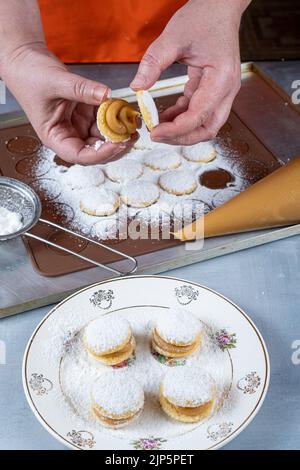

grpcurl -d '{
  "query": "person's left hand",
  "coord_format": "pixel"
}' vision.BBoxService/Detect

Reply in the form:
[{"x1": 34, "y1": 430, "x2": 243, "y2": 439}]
[{"x1": 131, "y1": 0, "x2": 248, "y2": 145}]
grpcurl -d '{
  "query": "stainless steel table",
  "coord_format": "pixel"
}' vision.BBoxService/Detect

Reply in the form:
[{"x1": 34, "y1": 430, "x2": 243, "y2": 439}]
[{"x1": 0, "y1": 62, "x2": 300, "y2": 450}]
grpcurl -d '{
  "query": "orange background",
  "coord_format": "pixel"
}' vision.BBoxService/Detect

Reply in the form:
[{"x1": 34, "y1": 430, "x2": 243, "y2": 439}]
[{"x1": 38, "y1": 0, "x2": 187, "y2": 63}]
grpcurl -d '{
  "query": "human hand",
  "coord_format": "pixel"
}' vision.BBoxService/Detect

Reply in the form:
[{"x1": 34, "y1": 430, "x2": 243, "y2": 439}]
[
  {"x1": 1, "y1": 44, "x2": 137, "y2": 164},
  {"x1": 131, "y1": 0, "x2": 250, "y2": 145}
]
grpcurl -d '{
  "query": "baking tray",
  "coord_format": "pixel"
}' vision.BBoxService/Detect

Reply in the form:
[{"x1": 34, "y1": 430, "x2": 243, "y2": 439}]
[{"x1": 1, "y1": 63, "x2": 300, "y2": 316}]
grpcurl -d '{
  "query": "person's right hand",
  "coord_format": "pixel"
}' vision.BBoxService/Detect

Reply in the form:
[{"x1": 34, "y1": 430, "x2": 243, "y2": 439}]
[{"x1": 0, "y1": 44, "x2": 137, "y2": 165}]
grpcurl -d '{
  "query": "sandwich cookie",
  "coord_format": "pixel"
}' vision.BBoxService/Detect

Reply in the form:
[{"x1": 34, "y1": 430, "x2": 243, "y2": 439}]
[
  {"x1": 159, "y1": 170, "x2": 197, "y2": 195},
  {"x1": 80, "y1": 188, "x2": 120, "y2": 217},
  {"x1": 144, "y1": 149, "x2": 182, "y2": 171},
  {"x1": 106, "y1": 159, "x2": 143, "y2": 183},
  {"x1": 159, "y1": 367, "x2": 216, "y2": 423},
  {"x1": 152, "y1": 308, "x2": 202, "y2": 358},
  {"x1": 64, "y1": 165, "x2": 105, "y2": 190},
  {"x1": 84, "y1": 316, "x2": 135, "y2": 365},
  {"x1": 182, "y1": 142, "x2": 217, "y2": 163},
  {"x1": 97, "y1": 99, "x2": 140, "y2": 143},
  {"x1": 136, "y1": 90, "x2": 159, "y2": 131},
  {"x1": 121, "y1": 180, "x2": 159, "y2": 208},
  {"x1": 91, "y1": 373, "x2": 144, "y2": 428}
]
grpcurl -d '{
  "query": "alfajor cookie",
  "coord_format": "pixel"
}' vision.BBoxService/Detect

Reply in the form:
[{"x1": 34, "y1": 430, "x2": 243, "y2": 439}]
[
  {"x1": 159, "y1": 169, "x2": 197, "y2": 196},
  {"x1": 144, "y1": 149, "x2": 182, "y2": 171},
  {"x1": 83, "y1": 316, "x2": 135, "y2": 366},
  {"x1": 183, "y1": 142, "x2": 217, "y2": 163},
  {"x1": 159, "y1": 367, "x2": 216, "y2": 423},
  {"x1": 120, "y1": 180, "x2": 159, "y2": 208},
  {"x1": 91, "y1": 372, "x2": 144, "y2": 428},
  {"x1": 136, "y1": 90, "x2": 159, "y2": 131},
  {"x1": 80, "y1": 188, "x2": 120, "y2": 216},
  {"x1": 97, "y1": 99, "x2": 140, "y2": 143},
  {"x1": 106, "y1": 159, "x2": 143, "y2": 183},
  {"x1": 64, "y1": 165, "x2": 105, "y2": 190},
  {"x1": 152, "y1": 308, "x2": 202, "y2": 358}
]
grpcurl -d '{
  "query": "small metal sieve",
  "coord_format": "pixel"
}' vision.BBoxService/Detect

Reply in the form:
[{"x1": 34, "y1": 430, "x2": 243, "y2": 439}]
[{"x1": 0, "y1": 177, "x2": 137, "y2": 276}]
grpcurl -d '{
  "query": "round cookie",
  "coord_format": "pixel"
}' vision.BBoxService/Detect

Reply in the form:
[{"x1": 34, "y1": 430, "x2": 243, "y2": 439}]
[
  {"x1": 64, "y1": 165, "x2": 105, "y2": 190},
  {"x1": 97, "y1": 99, "x2": 140, "y2": 143},
  {"x1": 136, "y1": 90, "x2": 159, "y2": 131},
  {"x1": 144, "y1": 149, "x2": 182, "y2": 171},
  {"x1": 159, "y1": 368, "x2": 216, "y2": 423},
  {"x1": 91, "y1": 373, "x2": 144, "y2": 428},
  {"x1": 183, "y1": 142, "x2": 217, "y2": 163},
  {"x1": 120, "y1": 181, "x2": 159, "y2": 208},
  {"x1": 159, "y1": 170, "x2": 197, "y2": 195},
  {"x1": 106, "y1": 159, "x2": 143, "y2": 183},
  {"x1": 152, "y1": 308, "x2": 202, "y2": 358},
  {"x1": 80, "y1": 188, "x2": 120, "y2": 216},
  {"x1": 84, "y1": 316, "x2": 132, "y2": 360}
]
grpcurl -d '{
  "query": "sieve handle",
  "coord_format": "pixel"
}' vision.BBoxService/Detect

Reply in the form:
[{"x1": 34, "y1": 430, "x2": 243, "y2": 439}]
[{"x1": 24, "y1": 218, "x2": 138, "y2": 276}]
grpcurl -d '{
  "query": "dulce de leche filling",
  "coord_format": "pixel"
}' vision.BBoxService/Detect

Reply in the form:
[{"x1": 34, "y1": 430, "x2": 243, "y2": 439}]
[
  {"x1": 102, "y1": 99, "x2": 139, "y2": 139},
  {"x1": 153, "y1": 329, "x2": 200, "y2": 355}
]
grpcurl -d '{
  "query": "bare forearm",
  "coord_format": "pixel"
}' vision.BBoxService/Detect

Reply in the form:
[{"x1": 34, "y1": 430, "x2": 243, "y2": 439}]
[{"x1": 0, "y1": 0, "x2": 45, "y2": 72}]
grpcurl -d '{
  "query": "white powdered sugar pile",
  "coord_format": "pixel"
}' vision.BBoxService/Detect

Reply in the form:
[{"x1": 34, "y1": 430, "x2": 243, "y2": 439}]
[
  {"x1": 91, "y1": 373, "x2": 144, "y2": 417},
  {"x1": 44, "y1": 307, "x2": 234, "y2": 440},
  {"x1": 84, "y1": 316, "x2": 131, "y2": 354},
  {"x1": 162, "y1": 367, "x2": 215, "y2": 407},
  {"x1": 0, "y1": 206, "x2": 23, "y2": 236},
  {"x1": 156, "y1": 308, "x2": 201, "y2": 344},
  {"x1": 31, "y1": 130, "x2": 247, "y2": 240}
]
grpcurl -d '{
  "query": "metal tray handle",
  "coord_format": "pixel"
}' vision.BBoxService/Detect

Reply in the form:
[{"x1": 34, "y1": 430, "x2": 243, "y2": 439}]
[{"x1": 25, "y1": 218, "x2": 138, "y2": 276}]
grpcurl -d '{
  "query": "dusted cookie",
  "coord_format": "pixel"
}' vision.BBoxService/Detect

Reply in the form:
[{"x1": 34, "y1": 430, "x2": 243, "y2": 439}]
[
  {"x1": 121, "y1": 181, "x2": 159, "y2": 208},
  {"x1": 84, "y1": 316, "x2": 135, "y2": 366},
  {"x1": 183, "y1": 142, "x2": 217, "y2": 163},
  {"x1": 106, "y1": 159, "x2": 143, "y2": 183},
  {"x1": 64, "y1": 165, "x2": 105, "y2": 190},
  {"x1": 91, "y1": 373, "x2": 144, "y2": 428},
  {"x1": 144, "y1": 149, "x2": 182, "y2": 171},
  {"x1": 136, "y1": 90, "x2": 159, "y2": 131},
  {"x1": 159, "y1": 368, "x2": 216, "y2": 423},
  {"x1": 97, "y1": 99, "x2": 140, "y2": 143},
  {"x1": 80, "y1": 188, "x2": 120, "y2": 216},
  {"x1": 152, "y1": 308, "x2": 202, "y2": 358},
  {"x1": 159, "y1": 170, "x2": 197, "y2": 195}
]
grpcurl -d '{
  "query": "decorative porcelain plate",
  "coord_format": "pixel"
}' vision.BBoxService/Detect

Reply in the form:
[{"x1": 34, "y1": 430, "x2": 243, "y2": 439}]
[{"x1": 23, "y1": 275, "x2": 269, "y2": 450}]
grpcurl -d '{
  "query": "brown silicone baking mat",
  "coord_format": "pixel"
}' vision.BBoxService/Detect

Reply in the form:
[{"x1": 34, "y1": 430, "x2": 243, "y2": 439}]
[{"x1": 0, "y1": 64, "x2": 300, "y2": 277}]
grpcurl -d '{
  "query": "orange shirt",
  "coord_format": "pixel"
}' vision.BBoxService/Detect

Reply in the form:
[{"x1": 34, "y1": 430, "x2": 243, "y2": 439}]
[{"x1": 38, "y1": 0, "x2": 187, "y2": 63}]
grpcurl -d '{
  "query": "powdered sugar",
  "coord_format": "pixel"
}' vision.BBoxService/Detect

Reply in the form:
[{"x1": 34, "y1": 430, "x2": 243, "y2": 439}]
[
  {"x1": 32, "y1": 131, "x2": 247, "y2": 240},
  {"x1": 121, "y1": 180, "x2": 159, "y2": 207},
  {"x1": 144, "y1": 149, "x2": 182, "y2": 171},
  {"x1": 106, "y1": 159, "x2": 143, "y2": 182},
  {"x1": 183, "y1": 142, "x2": 216, "y2": 163},
  {"x1": 80, "y1": 188, "x2": 119, "y2": 216},
  {"x1": 162, "y1": 367, "x2": 215, "y2": 407},
  {"x1": 84, "y1": 316, "x2": 131, "y2": 354},
  {"x1": 156, "y1": 308, "x2": 201, "y2": 345},
  {"x1": 64, "y1": 165, "x2": 105, "y2": 189},
  {"x1": 159, "y1": 169, "x2": 197, "y2": 195},
  {"x1": 0, "y1": 206, "x2": 23, "y2": 236},
  {"x1": 54, "y1": 306, "x2": 233, "y2": 439},
  {"x1": 91, "y1": 373, "x2": 144, "y2": 417}
]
